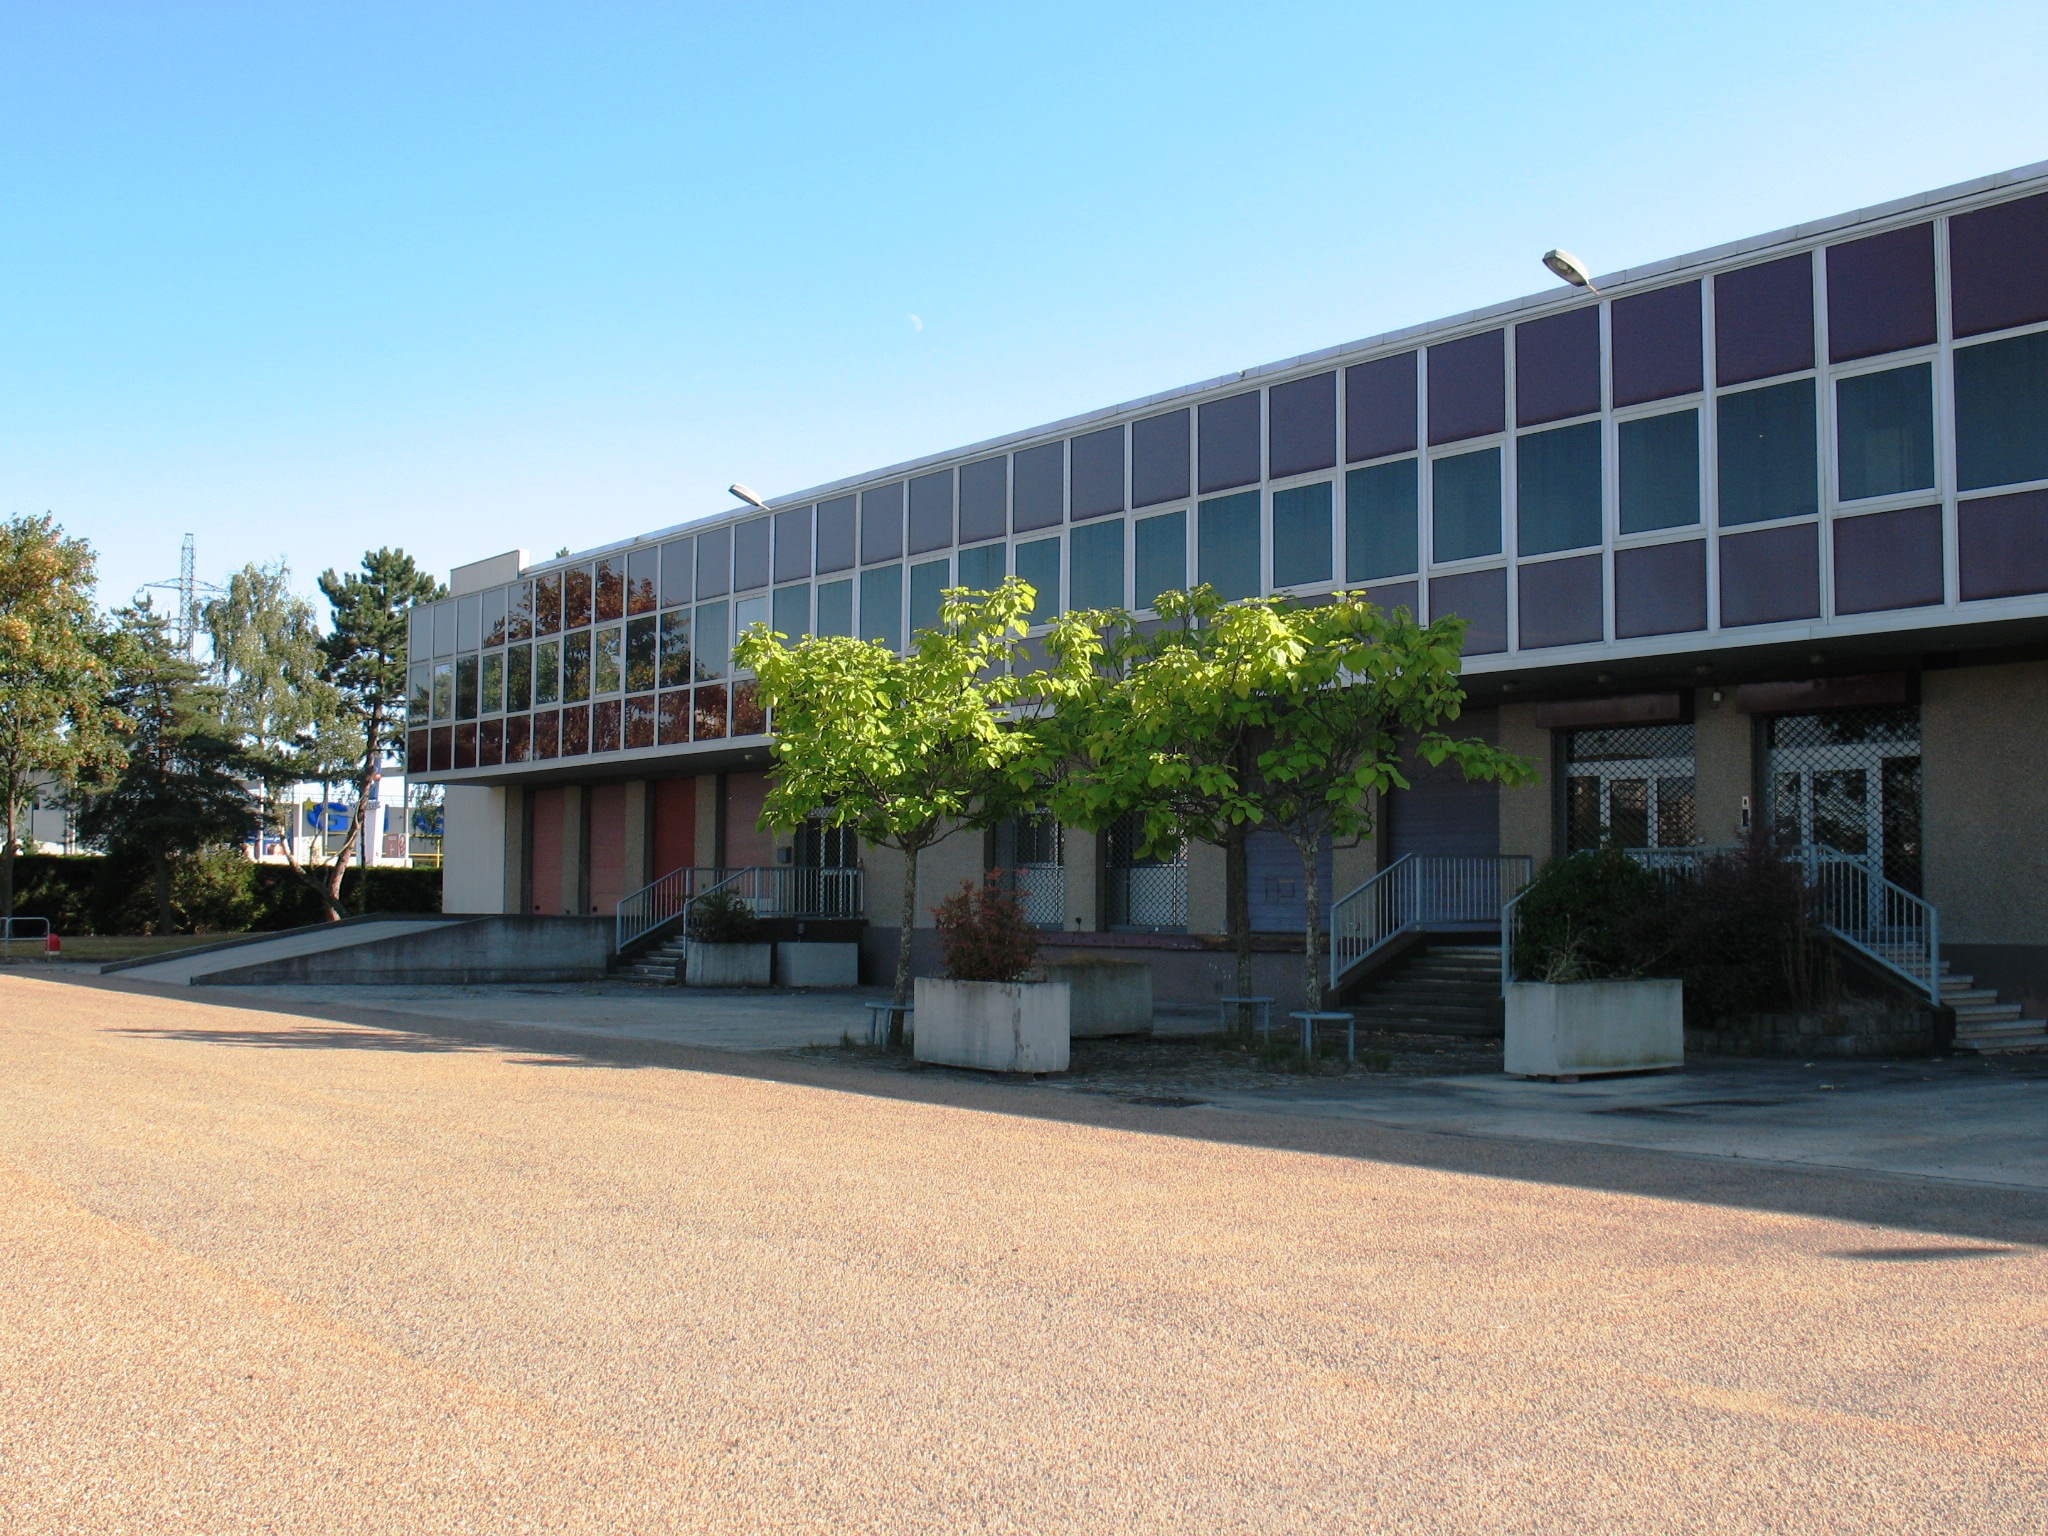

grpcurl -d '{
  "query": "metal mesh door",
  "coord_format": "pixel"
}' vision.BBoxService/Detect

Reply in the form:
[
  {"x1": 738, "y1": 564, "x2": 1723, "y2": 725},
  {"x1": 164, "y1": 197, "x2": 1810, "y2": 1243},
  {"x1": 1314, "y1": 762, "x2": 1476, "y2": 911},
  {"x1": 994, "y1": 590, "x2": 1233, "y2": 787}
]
[
  {"x1": 1104, "y1": 813, "x2": 1188, "y2": 931},
  {"x1": 1763, "y1": 705, "x2": 1922, "y2": 892},
  {"x1": 1563, "y1": 722, "x2": 1698, "y2": 852}
]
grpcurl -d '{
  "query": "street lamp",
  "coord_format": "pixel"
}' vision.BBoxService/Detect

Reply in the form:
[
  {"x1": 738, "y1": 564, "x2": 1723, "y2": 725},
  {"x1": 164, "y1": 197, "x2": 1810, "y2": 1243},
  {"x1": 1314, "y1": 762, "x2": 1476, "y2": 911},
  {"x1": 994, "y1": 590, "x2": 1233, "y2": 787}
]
[
  {"x1": 1541, "y1": 248, "x2": 1601, "y2": 296},
  {"x1": 729, "y1": 483, "x2": 771, "y2": 511}
]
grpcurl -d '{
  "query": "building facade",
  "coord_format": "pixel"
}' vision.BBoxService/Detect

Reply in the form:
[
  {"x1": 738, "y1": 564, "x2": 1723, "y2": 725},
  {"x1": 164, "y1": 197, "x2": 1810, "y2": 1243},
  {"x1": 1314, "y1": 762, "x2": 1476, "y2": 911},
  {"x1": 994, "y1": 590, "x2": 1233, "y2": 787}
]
[{"x1": 412, "y1": 162, "x2": 2048, "y2": 1013}]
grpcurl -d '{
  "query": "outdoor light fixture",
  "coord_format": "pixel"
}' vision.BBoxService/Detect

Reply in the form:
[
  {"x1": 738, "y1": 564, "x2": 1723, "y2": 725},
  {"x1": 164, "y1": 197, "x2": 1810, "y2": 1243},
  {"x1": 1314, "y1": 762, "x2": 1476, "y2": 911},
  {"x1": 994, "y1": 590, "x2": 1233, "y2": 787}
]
[
  {"x1": 728, "y1": 483, "x2": 770, "y2": 511},
  {"x1": 1541, "y1": 248, "x2": 1600, "y2": 295}
]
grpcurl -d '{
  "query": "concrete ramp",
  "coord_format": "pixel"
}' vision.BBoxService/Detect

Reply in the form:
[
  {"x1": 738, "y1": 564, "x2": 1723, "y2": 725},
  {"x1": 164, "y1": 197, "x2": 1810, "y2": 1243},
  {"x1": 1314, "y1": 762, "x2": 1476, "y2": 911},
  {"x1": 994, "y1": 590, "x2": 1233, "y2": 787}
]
[
  {"x1": 104, "y1": 914, "x2": 616, "y2": 986},
  {"x1": 110, "y1": 919, "x2": 460, "y2": 984}
]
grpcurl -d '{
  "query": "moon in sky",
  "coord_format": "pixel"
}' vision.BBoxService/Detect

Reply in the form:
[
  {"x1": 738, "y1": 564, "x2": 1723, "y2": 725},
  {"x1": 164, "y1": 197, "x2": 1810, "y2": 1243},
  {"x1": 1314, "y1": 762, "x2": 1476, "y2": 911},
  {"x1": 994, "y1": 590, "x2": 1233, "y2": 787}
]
[{"x1": 908, "y1": 314, "x2": 923, "y2": 332}]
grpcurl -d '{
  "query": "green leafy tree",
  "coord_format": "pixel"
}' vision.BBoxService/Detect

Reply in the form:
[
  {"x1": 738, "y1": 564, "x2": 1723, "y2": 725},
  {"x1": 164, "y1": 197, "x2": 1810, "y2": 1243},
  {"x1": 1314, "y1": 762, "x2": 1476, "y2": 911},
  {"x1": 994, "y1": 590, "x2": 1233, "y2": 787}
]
[
  {"x1": 0, "y1": 514, "x2": 118, "y2": 929},
  {"x1": 72, "y1": 603, "x2": 261, "y2": 933},
  {"x1": 313, "y1": 549, "x2": 442, "y2": 919},
  {"x1": 735, "y1": 579, "x2": 1040, "y2": 1039},
  {"x1": 1045, "y1": 586, "x2": 1531, "y2": 1012},
  {"x1": 206, "y1": 560, "x2": 361, "y2": 902}
]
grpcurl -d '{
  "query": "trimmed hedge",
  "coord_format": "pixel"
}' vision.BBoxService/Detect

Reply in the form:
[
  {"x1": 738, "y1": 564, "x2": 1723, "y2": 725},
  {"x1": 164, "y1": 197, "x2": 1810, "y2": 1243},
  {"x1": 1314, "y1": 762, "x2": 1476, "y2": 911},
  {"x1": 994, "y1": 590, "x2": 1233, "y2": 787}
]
[{"x1": 5, "y1": 853, "x2": 441, "y2": 936}]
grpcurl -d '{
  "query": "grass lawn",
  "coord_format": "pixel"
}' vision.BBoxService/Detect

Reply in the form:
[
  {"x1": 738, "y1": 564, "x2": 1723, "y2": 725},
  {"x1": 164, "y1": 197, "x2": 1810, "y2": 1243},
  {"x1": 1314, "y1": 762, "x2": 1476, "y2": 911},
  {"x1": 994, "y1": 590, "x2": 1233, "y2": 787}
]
[{"x1": 0, "y1": 933, "x2": 237, "y2": 964}]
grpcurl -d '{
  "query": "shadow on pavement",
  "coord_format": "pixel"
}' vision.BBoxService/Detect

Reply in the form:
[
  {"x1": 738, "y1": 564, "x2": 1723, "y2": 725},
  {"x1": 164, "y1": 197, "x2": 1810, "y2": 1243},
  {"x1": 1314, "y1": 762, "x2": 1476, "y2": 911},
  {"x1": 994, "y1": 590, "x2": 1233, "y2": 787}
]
[{"x1": 50, "y1": 969, "x2": 2048, "y2": 1250}]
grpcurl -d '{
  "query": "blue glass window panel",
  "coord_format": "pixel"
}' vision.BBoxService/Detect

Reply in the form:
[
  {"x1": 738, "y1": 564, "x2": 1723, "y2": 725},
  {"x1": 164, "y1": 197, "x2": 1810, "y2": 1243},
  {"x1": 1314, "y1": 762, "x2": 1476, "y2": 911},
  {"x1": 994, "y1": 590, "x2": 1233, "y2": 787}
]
[
  {"x1": 456, "y1": 593, "x2": 482, "y2": 652},
  {"x1": 1515, "y1": 421, "x2": 1602, "y2": 556},
  {"x1": 1836, "y1": 363, "x2": 1935, "y2": 502},
  {"x1": 773, "y1": 507, "x2": 813, "y2": 584},
  {"x1": 1198, "y1": 392, "x2": 1260, "y2": 493},
  {"x1": 693, "y1": 601, "x2": 728, "y2": 679},
  {"x1": 1618, "y1": 410, "x2": 1701, "y2": 534},
  {"x1": 1134, "y1": 511, "x2": 1186, "y2": 609},
  {"x1": 1013, "y1": 442, "x2": 1064, "y2": 532},
  {"x1": 1431, "y1": 449, "x2": 1503, "y2": 562},
  {"x1": 695, "y1": 526, "x2": 731, "y2": 599},
  {"x1": 859, "y1": 565, "x2": 902, "y2": 650},
  {"x1": 814, "y1": 496, "x2": 856, "y2": 573},
  {"x1": 1345, "y1": 458, "x2": 1419, "y2": 581},
  {"x1": 1198, "y1": 491, "x2": 1261, "y2": 601},
  {"x1": 1069, "y1": 519, "x2": 1125, "y2": 610},
  {"x1": 1271, "y1": 482, "x2": 1333, "y2": 588},
  {"x1": 908, "y1": 471, "x2": 954, "y2": 554},
  {"x1": 1069, "y1": 426, "x2": 1125, "y2": 520},
  {"x1": 860, "y1": 483, "x2": 904, "y2": 564},
  {"x1": 657, "y1": 610, "x2": 691, "y2": 687},
  {"x1": 1955, "y1": 331, "x2": 2048, "y2": 491},
  {"x1": 909, "y1": 558, "x2": 949, "y2": 635},
  {"x1": 814, "y1": 578, "x2": 853, "y2": 638},
  {"x1": 1717, "y1": 379, "x2": 1818, "y2": 526},
  {"x1": 1131, "y1": 409, "x2": 1191, "y2": 507},
  {"x1": 1268, "y1": 371, "x2": 1336, "y2": 479},
  {"x1": 958, "y1": 456, "x2": 1008, "y2": 542},
  {"x1": 1014, "y1": 536, "x2": 1061, "y2": 622},
  {"x1": 732, "y1": 518, "x2": 771, "y2": 591},
  {"x1": 432, "y1": 601, "x2": 455, "y2": 657},
  {"x1": 772, "y1": 582, "x2": 810, "y2": 639},
  {"x1": 957, "y1": 541, "x2": 1005, "y2": 593}
]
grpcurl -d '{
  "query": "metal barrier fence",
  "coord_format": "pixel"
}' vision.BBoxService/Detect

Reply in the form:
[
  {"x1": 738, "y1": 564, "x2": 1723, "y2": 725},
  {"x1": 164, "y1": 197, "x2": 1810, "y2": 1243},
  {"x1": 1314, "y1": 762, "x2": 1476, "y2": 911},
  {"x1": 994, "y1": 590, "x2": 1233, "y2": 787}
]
[
  {"x1": 614, "y1": 865, "x2": 865, "y2": 954},
  {"x1": 1329, "y1": 855, "x2": 1533, "y2": 988},
  {"x1": 0, "y1": 916, "x2": 52, "y2": 958}
]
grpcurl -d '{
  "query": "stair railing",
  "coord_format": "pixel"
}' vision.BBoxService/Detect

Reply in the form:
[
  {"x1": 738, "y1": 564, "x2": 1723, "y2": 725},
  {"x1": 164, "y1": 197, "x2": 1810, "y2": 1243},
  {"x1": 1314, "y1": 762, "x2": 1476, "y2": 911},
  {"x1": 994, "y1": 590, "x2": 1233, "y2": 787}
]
[
  {"x1": 1330, "y1": 854, "x2": 1533, "y2": 989},
  {"x1": 1502, "y1": 844, "x2": 1939, "y2": 1005},
  {"x1": 615, "y1": 864, "x2": 868, "y2": 955}
]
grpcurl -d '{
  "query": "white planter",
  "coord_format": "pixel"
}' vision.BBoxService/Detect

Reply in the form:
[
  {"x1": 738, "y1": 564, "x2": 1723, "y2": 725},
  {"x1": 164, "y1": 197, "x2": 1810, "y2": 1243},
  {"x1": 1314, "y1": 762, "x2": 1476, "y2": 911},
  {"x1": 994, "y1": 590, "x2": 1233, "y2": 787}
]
[
  {"x1": 1505, "y1": 978, "x2": 1684, "y2": 1079},
  {"x1": 776, "y1": 941, "x2": 860, "y2": 988},
  {"x1": 1045, "y1": 958, "x2": 1153, "y2": 1037},
  {"x1": 913, "y1": 977, "x2": 1071, "y2": 1073},
  {"x1": 684, "y1": 942, "x2": 774, "y2": 988}
]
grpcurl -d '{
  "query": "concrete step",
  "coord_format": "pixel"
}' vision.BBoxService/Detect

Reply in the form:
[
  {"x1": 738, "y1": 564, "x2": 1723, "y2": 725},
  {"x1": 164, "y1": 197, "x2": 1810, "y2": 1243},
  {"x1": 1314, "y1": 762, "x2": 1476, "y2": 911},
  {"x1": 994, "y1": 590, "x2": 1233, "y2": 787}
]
[
  {"x1": 1955, "y1": 1002, "x2": 2024, "y2": 1023},
  {"x1": 1941, "y1": 987, "x2": 1999, "y2": 1006},
  {"x1": 1954, "y1": 1022, "x2": 2048, "y2": 1052}
]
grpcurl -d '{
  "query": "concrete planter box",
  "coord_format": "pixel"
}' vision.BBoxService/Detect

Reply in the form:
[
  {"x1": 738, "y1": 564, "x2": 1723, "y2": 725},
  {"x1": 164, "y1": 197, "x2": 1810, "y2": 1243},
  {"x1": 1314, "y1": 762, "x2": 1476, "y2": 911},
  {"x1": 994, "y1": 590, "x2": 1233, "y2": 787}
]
[
  {"x1": 683, "y1": 942, "x2": 774, "y2": 988},
  {"x1": 1046, "y1": 958, "x2": 1153, "y2": 1037},
  {"x1": 776, "y1": 941, "x2": 860, "y2": 988},
  {"x1": 1505, "y1": 978, "x2": 1684, "y2": 1079},
  {"x1": 913, "y1": 977, "x2": 1071, "y2": 1073}
]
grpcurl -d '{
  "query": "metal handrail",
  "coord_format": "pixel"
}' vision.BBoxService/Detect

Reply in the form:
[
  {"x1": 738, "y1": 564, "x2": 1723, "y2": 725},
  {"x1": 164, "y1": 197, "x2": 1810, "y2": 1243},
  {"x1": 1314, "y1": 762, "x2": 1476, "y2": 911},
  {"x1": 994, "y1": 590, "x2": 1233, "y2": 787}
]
[
  {"x1": 1, "y1": 916, "x2": 52, "y2": 952},
  {"x1": 1330, "y1": 854, "x2": 1533, "y2": 988},
  {"x1": 613, "y1": 864, "x2": 868, "y2": 954},
  {"x1": 1501, "y1": 844, "x2": 1940, "y2": 1005}
]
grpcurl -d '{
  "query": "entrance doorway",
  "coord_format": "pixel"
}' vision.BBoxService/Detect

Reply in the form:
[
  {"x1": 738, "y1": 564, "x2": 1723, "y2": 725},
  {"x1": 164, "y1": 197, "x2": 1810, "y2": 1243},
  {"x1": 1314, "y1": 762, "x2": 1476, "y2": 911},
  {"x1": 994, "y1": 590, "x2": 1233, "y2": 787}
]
[
  {"x1": 1563, "y1": 723, "x2": 1698, "y2": 852},
  {"x1": 1763, "y1": 705, "x2": 1922, "y2": 891}
]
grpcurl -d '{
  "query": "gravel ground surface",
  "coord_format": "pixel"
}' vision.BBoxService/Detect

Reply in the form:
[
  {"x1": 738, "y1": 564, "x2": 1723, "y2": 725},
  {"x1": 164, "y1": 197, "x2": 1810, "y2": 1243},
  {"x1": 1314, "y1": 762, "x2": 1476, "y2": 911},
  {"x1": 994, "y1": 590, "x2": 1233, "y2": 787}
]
[{"x1": 5, "y1": 971, "x2": 2047, "y2": 1533}]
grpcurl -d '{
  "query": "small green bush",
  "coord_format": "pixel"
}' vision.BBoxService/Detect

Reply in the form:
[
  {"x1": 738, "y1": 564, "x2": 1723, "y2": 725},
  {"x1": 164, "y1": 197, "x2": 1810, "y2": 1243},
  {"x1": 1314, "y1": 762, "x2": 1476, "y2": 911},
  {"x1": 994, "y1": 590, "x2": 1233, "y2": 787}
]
[
  {"x1": 933, "y1": 875, "x2": 1039, "y2": 983},
  {"x1": 687, "y1": 890, "x2": 760, "y2": 945},
  {"x1": 1511, "y1": 848, "x2": 1666, "y2": 982}
]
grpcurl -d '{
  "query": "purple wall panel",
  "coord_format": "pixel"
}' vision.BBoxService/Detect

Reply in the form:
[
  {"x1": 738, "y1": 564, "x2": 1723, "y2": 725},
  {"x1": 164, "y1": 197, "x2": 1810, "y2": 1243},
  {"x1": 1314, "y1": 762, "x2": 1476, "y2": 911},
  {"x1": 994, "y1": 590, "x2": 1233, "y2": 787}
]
[
  {"x1": 773, "y1": 506, "x2": 813, "y2": 583},
  {"x1": 1363, "y1": 579, "x2": 1418, "y2": 617},
  {"x1": 1427, "y1": 330, "x2": 1505, "y2": 445},
  {"x1": 1833, "y1": 504, "x2": 1943, "y2": 614},
  {"x1": 1951, "y1": 190, "x2": 2048, "y2": 338},
  {"x1": 1268, "y1": 371, "x2": 1337, "y2": 478},
  {"x1": 1069, "y1": 426, "x2": 1125, "y2": 521},
  {"x1": 958, "y1": 458, "x2": 1007, "y2": 543},
  {"x1": 1198, "y1": 392, "x2": 1261, "y2": 493},
  {"x1": 1610, "y1": 280, "x2": 1702, "y2": 407},
  {"x1": 1614, "y1": 539, "x2": 1707, "y2": 638},
  {"x1": 732, "y1": 518, "x2": 771, "y2": 591},
  {"x1": 1719, "y1": 523, "x2": 1820, "y2": 626},
  {"x1": 1346, "y1": 352, "x2": 1418, "y2": 462},
  {"x1": 859, "y1": 482, "x2": 904, "y2": 563},
  {"x1": 1131, "y1": 409, "x2": 1190, "y2": 508},
  {"x1": 814, "y1": 497, "x2": 856, "y2": 573},
  {"x1": 1427, "y1": 566, "x2": 1507, "y2": 654},
  {"x1": 1012, "y1": 442, "x2": 1065, "y2": 532},
  {"x1": 1715, "y1": 253, "x2": 1815, "y2": 386},
  {"x1": 1517, "y1": 554, "x2": 1603, "y2": 648},
  {"x1": 1515, "y1": 307, "x2": 1601, "y2": 426},
  {"x1": 907, "y1": 471, "x2": 955, "y2": 554},
  {"x1": 1958, "y1": 488, "x2": 2048, "y2": 601},
  {"x1": 1827, "y1": 224, "x2": 1936, "y2": 363}
]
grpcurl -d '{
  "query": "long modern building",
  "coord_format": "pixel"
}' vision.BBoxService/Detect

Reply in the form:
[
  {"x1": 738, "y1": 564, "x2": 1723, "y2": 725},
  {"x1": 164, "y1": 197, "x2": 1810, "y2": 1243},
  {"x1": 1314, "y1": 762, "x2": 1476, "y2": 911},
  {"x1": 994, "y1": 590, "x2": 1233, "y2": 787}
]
[{"x1": 411, "y1": 160, "x2": 2048, "y2": 1025}]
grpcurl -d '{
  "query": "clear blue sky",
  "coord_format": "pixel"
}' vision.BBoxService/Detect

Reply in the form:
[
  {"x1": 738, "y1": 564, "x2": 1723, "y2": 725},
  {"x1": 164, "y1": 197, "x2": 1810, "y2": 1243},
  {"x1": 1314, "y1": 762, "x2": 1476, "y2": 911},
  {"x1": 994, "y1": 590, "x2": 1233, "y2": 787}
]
[{"x1": 5, "y1": 1, "x2": 2045, "y2": 612}]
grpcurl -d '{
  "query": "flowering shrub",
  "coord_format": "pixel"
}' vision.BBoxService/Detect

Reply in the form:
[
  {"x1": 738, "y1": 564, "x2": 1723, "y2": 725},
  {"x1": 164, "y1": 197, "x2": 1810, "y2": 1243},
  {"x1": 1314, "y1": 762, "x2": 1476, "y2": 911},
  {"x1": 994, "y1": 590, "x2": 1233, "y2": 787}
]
[{"x1": 933, "y1": 874, "x2": 1039, "y2": 983}]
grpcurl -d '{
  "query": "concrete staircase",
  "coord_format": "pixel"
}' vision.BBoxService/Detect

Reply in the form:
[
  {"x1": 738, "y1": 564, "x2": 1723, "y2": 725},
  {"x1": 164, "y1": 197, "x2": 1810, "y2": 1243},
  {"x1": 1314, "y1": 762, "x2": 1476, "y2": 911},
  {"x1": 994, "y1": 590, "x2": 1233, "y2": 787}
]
[
  {"x1": 1934, "y1": 962, "x2": 2048, "y2": 1052},
  {"x1": 615, "y1": 935, "x2": 689, "y2": 984},
  {"x1": 1343, "y1": 943, "x2": 1504, "y2": 1039}
]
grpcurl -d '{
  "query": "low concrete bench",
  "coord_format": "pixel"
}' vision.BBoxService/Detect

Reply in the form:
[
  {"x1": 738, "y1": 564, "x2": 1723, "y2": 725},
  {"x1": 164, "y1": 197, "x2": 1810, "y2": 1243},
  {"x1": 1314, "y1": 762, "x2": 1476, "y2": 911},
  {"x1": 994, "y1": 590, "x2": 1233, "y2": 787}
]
[
  {"x1": 1289, "y1": 1010, "x2": 1356, "y2": 1063},
  {"x1": 862, "y1": 1001, "x2": 910, "y2": 1046}
]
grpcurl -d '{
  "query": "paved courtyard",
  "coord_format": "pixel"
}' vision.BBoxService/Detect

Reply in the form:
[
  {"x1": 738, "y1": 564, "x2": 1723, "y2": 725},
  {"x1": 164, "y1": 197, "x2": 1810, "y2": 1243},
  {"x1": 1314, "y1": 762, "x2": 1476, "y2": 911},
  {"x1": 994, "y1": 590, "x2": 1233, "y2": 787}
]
[{"x1": 5, "y1": 970, "x2": 2048, "y2": 1531}]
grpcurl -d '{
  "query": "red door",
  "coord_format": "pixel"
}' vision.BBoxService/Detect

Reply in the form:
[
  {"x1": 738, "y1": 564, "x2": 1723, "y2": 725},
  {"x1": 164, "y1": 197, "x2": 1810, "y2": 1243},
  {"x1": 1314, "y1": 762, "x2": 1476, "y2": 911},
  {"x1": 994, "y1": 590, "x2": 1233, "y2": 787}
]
[
  {"x1": 652, "y1": 778, "x2": 696, "y2": 878},
  {"x1": 588, "y1": 783, "x2": 628, "y2": 916},
  {"x1": 529, "y1": 786, "x2": 566, "y2": 914}
]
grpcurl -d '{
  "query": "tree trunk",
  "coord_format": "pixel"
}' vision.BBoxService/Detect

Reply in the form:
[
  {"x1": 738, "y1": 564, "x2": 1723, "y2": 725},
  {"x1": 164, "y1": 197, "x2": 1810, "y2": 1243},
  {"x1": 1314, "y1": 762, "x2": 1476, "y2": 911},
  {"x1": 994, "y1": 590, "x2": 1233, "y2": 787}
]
[
  {"x1": 1224, "y1": 824, "x2": 1252, "y2": 1004},
  {"x1": 890, "y1": 841, "x2": 920, "y2": 1046},
  {"x1": 2, "y1": 795, "x2": 16, "y2": 931},
  {"x1": 154, "y1": 852, "x2": 173, "y2": 936},
  {"x1": 1298, "y1": 835, "x2": 1325, "y2": 1014}
]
